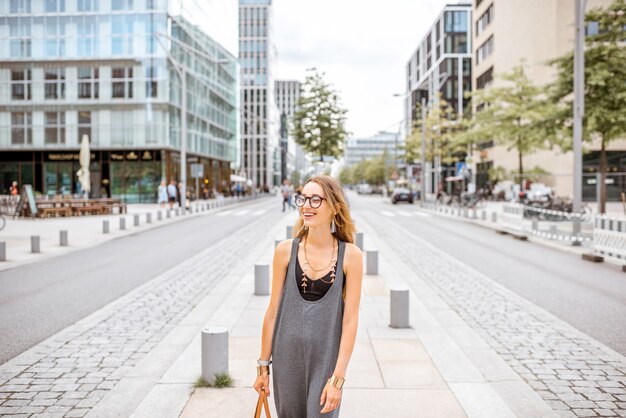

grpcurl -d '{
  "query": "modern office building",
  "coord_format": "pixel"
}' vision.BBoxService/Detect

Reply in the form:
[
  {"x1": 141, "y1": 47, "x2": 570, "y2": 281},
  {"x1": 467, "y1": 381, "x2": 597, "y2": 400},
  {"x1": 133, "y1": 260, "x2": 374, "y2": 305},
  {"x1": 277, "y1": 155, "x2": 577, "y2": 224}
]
[
  {"x1": 404, "y1": 2, "x2": 472, "y2": 193},
  {"x1": 344, "y1": 131, "x2": 402, "y2": 169},
  {"x1": 239, "y1": 0, "x2": 279, "y2": 189},
  {"x1": 470, "y1": 0, "x2": 624, "y2": 200},
  {"x1": 275, "y1": 79, "x2": 308, "y2": 183},
  {"x1": 0, "y1": 0, "x2": 239, "y2": 202}
]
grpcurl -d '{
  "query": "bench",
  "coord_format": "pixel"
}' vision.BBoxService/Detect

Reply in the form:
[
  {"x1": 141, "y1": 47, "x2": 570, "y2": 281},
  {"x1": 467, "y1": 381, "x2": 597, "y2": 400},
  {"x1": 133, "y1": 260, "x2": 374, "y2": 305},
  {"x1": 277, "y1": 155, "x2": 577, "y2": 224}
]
[
  {"x1": 73, "y1": 206, "x2": 104, "y2": 216},
  {"x1": 38, "y1": 207, "x2": 72, "y2": 218}
]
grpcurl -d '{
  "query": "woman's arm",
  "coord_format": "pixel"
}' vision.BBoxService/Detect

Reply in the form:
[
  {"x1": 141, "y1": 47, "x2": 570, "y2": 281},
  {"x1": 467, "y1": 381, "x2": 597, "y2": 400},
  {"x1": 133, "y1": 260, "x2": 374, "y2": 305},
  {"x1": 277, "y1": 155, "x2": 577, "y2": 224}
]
[
  {"x1": 332, "y1": 243, "x2": 363, "y2": 378},
  {"x1": 258, "y1": 239, "x2": 292, "y2": 361},
  {"x1": 254, "y1": 239, "x2": 291, "y2": 397}
]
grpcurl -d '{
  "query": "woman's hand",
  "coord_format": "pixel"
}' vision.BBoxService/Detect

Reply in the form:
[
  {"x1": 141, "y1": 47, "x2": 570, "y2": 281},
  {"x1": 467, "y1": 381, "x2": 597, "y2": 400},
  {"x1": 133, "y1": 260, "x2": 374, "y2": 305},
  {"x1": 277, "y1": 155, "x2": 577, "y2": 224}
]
[
  {"x1": 320, "y1": 381, "x2": 342, "y2": 414},
  {"x1": 253, "y1": 375, "x2": 270, "y2": 397}
]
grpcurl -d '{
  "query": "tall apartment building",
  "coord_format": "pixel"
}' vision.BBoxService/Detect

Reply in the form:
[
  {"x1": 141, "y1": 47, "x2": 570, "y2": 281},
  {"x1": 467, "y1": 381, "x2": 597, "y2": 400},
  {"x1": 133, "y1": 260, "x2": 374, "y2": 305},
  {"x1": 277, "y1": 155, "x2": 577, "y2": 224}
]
[
  {"x1": 275, "y1": 80, "x2": 308, "y2": 183},
  {"x1": 471, "y1": 0, "x2": 623, "y2": 200},
  {"x1": 239, "y1": 0, "x2": 279, "y2": 189},
  {"x1": 404, "y1": 2, "x2": 472, "y2": 192},
  {"x1": 0, "y1": 0, "x2": 239, "y2": 202}
]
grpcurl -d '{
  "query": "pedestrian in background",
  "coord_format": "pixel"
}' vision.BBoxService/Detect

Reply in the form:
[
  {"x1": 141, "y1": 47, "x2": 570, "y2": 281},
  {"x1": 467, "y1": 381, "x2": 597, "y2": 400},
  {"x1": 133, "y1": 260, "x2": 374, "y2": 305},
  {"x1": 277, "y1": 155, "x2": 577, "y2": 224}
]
[
  {"x1": 157, "y1": 181, "x2": 168, "y2": 208},
  {"x1": 167, "y1": 180, "x2": 177, "y2": 209},
  {"x1": 253, "y1": 175, "x2": 363, "y2": 417},
  {"x1": 9, "y1": 181, "x2": 18, "y2": 195},
  {"x1": 280, "y1": 179, "x2": 290, "y2": 212}
]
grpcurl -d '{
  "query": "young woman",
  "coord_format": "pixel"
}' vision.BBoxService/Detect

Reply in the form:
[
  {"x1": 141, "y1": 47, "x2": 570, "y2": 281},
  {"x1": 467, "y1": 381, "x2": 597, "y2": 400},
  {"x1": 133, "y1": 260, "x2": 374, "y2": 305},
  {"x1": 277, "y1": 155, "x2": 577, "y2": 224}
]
[{"x1": 253, "y1": 175, "x2": 363, "y2": 417}]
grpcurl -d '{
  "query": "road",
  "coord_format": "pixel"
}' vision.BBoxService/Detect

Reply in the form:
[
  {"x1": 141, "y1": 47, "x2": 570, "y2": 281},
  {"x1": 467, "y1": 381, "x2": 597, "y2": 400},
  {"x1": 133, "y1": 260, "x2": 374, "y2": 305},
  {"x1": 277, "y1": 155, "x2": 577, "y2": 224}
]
[
  {"x1": 0, "y1": 197, "x2": 285, "y2": 365},
  {"x1": 350, "y1": 192, "x2": 626, "y2": 356}
]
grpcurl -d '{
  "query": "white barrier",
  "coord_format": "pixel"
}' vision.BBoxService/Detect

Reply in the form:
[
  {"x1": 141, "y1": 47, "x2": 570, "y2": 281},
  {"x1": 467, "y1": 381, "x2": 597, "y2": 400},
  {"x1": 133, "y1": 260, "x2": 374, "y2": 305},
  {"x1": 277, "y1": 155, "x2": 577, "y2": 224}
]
[{"x1": 592, "y1": 215, "x2": 626, "y2": 262}]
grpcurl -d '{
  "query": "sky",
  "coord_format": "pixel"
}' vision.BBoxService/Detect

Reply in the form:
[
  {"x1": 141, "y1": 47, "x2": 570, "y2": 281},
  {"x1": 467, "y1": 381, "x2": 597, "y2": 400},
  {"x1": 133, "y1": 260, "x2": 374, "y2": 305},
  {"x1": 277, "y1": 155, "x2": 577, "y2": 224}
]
[
  {"x1": 196, "y1": 0, "x2": 454, "y2": 138},
  {"x1": 272, "y1": 0, "x2": 453, "y2": 138}
]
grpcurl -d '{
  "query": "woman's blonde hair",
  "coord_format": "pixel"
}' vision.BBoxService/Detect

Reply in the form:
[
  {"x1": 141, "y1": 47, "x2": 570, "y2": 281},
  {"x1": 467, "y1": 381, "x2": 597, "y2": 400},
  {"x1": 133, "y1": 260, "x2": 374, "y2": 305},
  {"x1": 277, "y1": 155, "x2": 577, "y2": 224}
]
[{"x1": 293, "y1": 175, "x2": 355, "y2": 244}]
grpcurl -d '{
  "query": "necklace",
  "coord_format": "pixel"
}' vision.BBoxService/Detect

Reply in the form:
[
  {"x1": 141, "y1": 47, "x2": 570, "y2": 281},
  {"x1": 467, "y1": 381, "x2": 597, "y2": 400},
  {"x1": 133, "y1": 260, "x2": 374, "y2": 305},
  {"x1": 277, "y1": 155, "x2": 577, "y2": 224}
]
[
  {"x1": 301, "y1": 237, "x2": 337, "y2": 293},
  {"x1": 304, "y1": 236, "x2": 336, "y2": 272}
]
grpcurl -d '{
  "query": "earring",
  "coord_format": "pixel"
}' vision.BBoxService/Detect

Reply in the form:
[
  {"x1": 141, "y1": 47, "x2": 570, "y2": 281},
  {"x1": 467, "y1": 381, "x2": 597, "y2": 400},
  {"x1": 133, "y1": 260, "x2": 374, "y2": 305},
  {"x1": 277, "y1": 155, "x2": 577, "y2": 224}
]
[{"x1": 330, "y1": 218, "x2": 336, "y2": 233}]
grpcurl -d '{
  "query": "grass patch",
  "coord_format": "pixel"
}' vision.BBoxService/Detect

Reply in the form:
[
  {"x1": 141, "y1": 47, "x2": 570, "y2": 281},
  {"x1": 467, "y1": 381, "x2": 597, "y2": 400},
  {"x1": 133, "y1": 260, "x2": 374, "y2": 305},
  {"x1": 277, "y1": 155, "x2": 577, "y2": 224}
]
[{"x1": 194, "y1": 373, "x2": 234, "y2": 389}]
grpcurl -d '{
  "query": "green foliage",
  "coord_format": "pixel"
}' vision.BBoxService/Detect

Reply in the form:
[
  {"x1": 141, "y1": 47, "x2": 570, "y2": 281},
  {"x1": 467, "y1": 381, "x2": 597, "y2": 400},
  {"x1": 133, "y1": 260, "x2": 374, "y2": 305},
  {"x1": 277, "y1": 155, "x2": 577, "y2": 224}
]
[
  {"x1": 549, "y1": 0, "x2": 626, "y2": 213},
  {"x1": 289, "y1": 170, "x2": 301, "y2": 188},
  {"x1": 464, "y1": 62, "x2": 559, "y2": 187},
  {"x1": 292, "y1": 69, "x2": 350, "y2": 162},
  {"x1": 194, "y1": 373, "x2": 234, "y2": 389},
  {"x1": 342, "y1": 156, "x2": 393, "y2": 186}
]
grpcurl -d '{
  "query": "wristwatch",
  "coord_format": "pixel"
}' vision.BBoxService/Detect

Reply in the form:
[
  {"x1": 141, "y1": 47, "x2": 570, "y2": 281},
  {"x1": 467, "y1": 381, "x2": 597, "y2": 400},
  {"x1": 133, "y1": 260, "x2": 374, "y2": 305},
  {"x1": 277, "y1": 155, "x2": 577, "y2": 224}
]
[{"x1": 327, "y1": 375, "x2": 345, "y2": 390}]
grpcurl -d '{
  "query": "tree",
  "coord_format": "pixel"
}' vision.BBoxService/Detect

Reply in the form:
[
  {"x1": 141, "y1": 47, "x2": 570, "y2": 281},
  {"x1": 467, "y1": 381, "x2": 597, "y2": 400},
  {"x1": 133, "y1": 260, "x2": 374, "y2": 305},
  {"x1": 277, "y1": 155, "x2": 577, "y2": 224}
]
[
  {"x1": 292, "y1": 69, "x2": 349, "y2": 162},
  {"x1": 464, "y1": 62, "x2": 559, "y2": 189},
  {"x1": 550, "y1": 0, "x2": 626, "y2": 213}
]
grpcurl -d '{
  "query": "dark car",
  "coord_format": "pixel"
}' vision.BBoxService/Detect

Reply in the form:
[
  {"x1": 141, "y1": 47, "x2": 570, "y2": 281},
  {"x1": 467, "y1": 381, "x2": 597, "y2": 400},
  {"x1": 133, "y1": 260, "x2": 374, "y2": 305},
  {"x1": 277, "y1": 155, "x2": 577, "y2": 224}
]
[{"x1": 391, "y1": 187, "x2": 414, "y2": 204}]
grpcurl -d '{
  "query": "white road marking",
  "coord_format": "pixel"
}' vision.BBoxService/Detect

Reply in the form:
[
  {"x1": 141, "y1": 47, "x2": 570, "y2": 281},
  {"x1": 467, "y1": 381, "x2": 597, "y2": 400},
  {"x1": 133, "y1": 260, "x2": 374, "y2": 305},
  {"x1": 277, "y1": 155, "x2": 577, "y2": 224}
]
[
  {"x1": 252, "y1": 210, "x2": 266, "y2": 216},
  {"x1": 381, "y1": 211, "x2": 395, "y2": 217},
  {"x1": 398, "y1": 211, "x2": 412, "y2": 217},
  {"x1": 233, "y1": 210, "x2": 250, "y2": 216},
  {"x1": 414, "y1": 212, "x2": 432, "y2": 218},
  {"x1": 217, "y1": 210, "x2": 233, "y2": 216}
]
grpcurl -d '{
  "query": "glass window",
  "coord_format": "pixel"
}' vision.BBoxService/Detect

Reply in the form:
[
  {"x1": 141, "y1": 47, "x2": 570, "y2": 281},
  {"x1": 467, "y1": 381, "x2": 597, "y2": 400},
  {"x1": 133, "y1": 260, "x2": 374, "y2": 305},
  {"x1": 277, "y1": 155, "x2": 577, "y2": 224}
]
[
  {"x1": 78, "y1": 111, "x2": 91, "y2": 141},
  {"x1": 78, "y1": 67, "x2": 99, "y2": 99},
  {"x1": 44, "y1": 67, "x2": 65, "y2": 99},
  {"x1": 112, "y1": 67, "x2": 133, "y2": 98},
  {"x1": 112, "y1": 0, "x2": 133, "y2": 10},
  {"x1": 11, "y1": 69, "x2": 31, "y2": 100},
  {"x1": 78, "y1": 0, "x2": 97, "y2": 11},
  {"x1": 45, "y1": 112, "x2": 66, "y2": 144},
  {"x1": 45, "y1": 0, "x2": 65, "y2": 12},
  {"x1": 445, "y1": 11, "x2": 467, "y2": 33},
  {"x1": 11, "y1": 0, "x2": 31, "y2": 13},
  {"x1": 11, "y1": 112, "x2": 32, "y2": 145},
  {"x1": 146, "y1": 66, "x2": 158, "y2": 98}
]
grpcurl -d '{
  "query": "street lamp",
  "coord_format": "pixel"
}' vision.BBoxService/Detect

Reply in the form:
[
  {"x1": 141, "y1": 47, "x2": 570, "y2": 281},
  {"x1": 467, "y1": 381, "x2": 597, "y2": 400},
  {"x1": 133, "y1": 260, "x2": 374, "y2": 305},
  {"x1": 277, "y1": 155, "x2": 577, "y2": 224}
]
[
  {"x1": 154, "y1": 31, "x2": 230, "y2": 212},
  {"x1": 572, "y1": 0, "x2": 586, "y2": 243}
]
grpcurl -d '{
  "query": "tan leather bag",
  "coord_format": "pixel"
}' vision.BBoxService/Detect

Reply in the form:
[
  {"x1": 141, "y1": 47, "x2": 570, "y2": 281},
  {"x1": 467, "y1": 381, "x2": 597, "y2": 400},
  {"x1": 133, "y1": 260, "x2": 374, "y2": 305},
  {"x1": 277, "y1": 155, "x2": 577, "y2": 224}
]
[{"x1": 254, "y1": 389, "x2": 271, "y2": 418}]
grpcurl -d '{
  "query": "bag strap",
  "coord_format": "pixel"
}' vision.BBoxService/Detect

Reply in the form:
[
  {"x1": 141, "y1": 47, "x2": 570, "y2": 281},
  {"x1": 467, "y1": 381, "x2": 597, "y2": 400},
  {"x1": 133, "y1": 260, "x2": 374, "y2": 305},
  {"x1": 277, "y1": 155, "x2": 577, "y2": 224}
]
[{"x1": 254, "y1": 389, "x2": 271, "y2": 418}]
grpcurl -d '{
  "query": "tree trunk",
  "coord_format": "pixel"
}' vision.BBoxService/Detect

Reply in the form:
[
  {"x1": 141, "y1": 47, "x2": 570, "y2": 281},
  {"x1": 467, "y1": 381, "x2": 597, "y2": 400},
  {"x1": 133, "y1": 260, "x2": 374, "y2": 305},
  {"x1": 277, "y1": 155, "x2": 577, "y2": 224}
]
[
  {"x1": 518, "y1": 149, "x2": 524, "y2": 191},
  {"x1": 599, "y1": 137, "x2": 607, "y2": 214}
]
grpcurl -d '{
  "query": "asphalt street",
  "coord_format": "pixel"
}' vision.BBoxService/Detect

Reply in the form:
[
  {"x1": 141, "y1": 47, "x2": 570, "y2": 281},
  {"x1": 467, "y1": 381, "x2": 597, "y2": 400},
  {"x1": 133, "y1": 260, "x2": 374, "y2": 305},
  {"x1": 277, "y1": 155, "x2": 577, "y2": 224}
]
[
  {"x1": 351, "y1": 193, "x2": 626, "y2": 356},
  {"x1": 0, "y1": 197, "x2": 285, "y2": 365}
]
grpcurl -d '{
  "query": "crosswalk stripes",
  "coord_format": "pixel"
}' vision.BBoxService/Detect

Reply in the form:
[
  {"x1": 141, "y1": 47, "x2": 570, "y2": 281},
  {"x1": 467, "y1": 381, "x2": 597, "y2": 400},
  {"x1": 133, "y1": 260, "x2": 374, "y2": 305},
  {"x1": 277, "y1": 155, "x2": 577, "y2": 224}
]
[
  {"x1": 252, "y1": 210, "x2": 266, "y2": 216},
  {"x1": 379, "y1": 210, "x2": 432, "y2": 218},
  {"x1": 217, "y1": 210, "x2": 233, "y2": 216},
  {"x1": 232, "y1": 210, "x2": 250, "y2": 216}
]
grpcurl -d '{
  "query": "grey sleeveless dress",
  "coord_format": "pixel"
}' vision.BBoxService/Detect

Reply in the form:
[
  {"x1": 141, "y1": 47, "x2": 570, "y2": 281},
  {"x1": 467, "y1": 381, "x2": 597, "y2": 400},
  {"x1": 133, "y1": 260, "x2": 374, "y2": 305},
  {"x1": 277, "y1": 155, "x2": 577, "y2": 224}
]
[{"x1": 271, "y1": 237, "x2": 346, "y2": 418}]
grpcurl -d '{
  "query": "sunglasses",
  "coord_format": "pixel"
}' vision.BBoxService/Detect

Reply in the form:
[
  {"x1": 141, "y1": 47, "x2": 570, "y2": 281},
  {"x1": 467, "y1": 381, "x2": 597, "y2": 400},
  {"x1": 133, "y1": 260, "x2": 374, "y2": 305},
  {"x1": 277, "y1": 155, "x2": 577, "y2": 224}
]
[{"x1": 294, "y1": 194, "x2": 327, "y2": 209}]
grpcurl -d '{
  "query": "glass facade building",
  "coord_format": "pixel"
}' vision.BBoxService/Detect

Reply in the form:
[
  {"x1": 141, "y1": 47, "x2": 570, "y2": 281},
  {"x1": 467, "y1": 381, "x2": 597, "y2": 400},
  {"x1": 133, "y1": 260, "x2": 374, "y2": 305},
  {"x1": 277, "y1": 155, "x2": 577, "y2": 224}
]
[
  {"x1": 239, "y1": 0, "x2": 279, "y2": 189},
  {"x1": 0, "y1": 0, "x2": 238, "y2": 202},
  {"x1": 404, "y1": 3, "x2": 472, "y2": 194}
]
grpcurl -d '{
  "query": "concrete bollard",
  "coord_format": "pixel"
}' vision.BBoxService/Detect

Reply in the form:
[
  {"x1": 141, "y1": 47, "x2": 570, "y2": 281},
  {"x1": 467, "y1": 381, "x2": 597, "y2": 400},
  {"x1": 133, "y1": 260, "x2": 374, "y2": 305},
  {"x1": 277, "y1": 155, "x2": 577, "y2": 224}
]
[
  {"x1": 31, "y1": 236, "x2": 40, "y2": 253},
  {"x1": 286, "y1": 226, "x2": 293, "y2": 239},
  {"x1": 175, "y1": 208, "x2": 180, "y2": 216},
  {"x1": 481, "y1": 210, "x2": 487, "y2": 221},
  {"x1": 103, "y1": 220, "x2": 110, "y2": 234},
  {"x1": 390, "y1": 288, "x2": 410, "y2": 328},
  {"x1": 0, "y1": 242, "x2": 5, "y2": 261},
  {"x1": 157, "y1": 211, "x2": 162, "y2": 221},
  {"x1": 120, "y1": 217, "x2": 126, "y2": 230},
  {"x1": 201, "y1": 327, "x2": 229, "y2": 385},
  {"x1": 472, "y1": 209, "x2": 478, "y2": 219},
  {"x1": 366, "y1": 250, "x2": 378, "y2": 275},
  {"x1": 146, "y1": 213, "x2": 152, "y2": 224},
  {"x1": 531, "y1": 219, "x2": 538, "y2": 231},
  {"x1": 167, "y1": 209, "x2": 171, "y2": 218},
  {"x1": 275, "y1": 239, "x2": 281, "y2": 248},
  {"x1": 355, "y1": 232, "x2": 364, "y2": 250},
  {"x1": 60, "y1": 230, "x2": 68, "y2": 246},
  {"x1": 255, "y1": 264, "x2": 270, "y2": 296},
  {"x1": 550, "y1": 225, "x2": 557, "y2": 235},
  {"x1": 491, "y1": 212, "x2": 497, "y2": 223},
  {"x1": 134, "y1": 214, "x2": 140, "y2": 226}
]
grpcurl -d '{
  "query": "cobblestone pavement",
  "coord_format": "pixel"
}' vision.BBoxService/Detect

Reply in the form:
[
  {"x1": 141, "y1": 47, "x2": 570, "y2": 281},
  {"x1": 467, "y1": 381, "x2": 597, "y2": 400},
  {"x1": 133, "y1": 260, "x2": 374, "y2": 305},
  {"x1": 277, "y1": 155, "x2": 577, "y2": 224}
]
[
  {"x1": 372, "y1": 215, "x2": 626, "y2": 418},
  {"x1": 0, "y1": 213, "x2": 275, "y2": 418}
]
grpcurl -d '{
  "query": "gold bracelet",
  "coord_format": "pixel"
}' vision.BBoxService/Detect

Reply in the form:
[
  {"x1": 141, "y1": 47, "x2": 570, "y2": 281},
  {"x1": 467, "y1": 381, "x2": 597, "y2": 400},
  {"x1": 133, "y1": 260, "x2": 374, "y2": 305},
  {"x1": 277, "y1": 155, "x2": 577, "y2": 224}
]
[
  {"x1": 257, "y1": 365, "x2": 270, "y2": 376},
  {"x1": 327, "y1": 375, "x2": 345, "y2": 390}
]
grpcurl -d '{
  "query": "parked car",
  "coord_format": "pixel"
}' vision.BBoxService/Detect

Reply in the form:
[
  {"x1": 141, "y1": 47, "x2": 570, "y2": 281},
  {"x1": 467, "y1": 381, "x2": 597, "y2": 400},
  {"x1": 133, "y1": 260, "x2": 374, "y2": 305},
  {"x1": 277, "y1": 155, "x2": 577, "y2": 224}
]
[
  {"x1": 357, "y1": 184, "x2": 373, "y2": 194},
  {"x1": 391, "y1": 187, "x2": 414, "y2": 204}
]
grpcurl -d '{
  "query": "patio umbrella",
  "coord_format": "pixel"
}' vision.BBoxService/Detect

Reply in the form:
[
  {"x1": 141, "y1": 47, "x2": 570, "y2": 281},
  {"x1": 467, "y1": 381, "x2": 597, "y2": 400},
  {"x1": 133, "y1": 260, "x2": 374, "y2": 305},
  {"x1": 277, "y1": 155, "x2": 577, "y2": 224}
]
[{"x1": 76, "y1": 134, "x2": 91, "y2": 198}]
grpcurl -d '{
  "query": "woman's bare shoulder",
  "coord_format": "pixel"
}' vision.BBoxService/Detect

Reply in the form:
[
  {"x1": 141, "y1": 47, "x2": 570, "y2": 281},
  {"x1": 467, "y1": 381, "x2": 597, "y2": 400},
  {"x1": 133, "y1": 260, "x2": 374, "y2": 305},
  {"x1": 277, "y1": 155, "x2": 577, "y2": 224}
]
[
  {"x1": 344, "y1": 242, "x2": 362, "y2": 259},
  {"x1": 274, "y1": 238, "x2": 294, "y2": 261}
]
